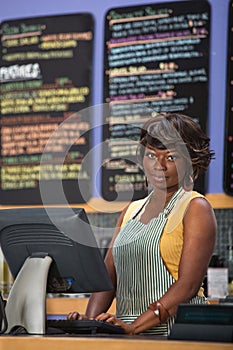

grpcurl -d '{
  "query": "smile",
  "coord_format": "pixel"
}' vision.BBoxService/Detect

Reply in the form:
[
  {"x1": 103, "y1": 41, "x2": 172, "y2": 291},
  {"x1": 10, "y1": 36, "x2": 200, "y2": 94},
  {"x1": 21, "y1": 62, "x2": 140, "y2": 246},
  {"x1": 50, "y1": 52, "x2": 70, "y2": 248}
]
[{"x1": 153, "y1": 175, "x2": 166, "y2": 182}]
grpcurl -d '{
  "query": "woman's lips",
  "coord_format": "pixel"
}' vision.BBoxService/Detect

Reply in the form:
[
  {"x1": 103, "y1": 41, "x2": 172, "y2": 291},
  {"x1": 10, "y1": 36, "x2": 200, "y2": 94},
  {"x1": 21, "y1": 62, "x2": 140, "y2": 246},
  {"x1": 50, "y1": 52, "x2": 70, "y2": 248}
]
[{"x1": 152, "y1": 174, "x2": 166, "y2": 182}]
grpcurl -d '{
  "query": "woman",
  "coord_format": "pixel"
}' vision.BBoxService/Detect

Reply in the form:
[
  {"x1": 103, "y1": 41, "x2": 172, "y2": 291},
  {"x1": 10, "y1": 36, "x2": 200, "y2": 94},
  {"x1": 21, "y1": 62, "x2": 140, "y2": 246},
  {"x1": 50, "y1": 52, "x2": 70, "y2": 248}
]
[{"x1": 68, "y1": 112, "x2": 217, "y2": 336}]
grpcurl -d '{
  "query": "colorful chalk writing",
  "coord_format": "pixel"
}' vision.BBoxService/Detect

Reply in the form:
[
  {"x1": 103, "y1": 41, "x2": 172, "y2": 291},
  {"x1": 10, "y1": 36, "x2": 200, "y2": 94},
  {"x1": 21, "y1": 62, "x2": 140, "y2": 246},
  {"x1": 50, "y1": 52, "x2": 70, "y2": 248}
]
[
  {"x1": 0, "y1": 13, "x2": 93, "y2": 204},
  {"x1": 102, "y1": 1, "x2": 210, "y2": 201}
]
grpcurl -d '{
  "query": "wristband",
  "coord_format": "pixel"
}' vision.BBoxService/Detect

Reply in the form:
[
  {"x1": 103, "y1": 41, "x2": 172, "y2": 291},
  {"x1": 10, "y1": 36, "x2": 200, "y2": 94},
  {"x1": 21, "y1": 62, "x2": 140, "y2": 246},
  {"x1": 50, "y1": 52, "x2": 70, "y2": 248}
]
[{"x1": 148, "y1": 301, "x2": 170, "y2": 323}]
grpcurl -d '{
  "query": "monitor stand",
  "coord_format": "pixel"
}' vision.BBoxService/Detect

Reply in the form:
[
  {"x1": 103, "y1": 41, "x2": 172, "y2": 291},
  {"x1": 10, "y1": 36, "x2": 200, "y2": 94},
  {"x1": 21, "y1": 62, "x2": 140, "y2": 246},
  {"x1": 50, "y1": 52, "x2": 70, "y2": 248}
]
[{"x1": 5, "y1": 253, "x2": 53, "y2": 334}]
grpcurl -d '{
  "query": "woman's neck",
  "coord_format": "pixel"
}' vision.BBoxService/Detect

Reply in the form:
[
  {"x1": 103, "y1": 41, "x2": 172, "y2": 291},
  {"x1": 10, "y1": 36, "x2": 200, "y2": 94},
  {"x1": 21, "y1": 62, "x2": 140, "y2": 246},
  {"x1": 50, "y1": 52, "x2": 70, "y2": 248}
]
[
  {"x1": 138, "y1": 188, "x2": 178, "y2": 224},
  {"x1": 150, "y1": 186, "x2": 180, "y2": 207}
]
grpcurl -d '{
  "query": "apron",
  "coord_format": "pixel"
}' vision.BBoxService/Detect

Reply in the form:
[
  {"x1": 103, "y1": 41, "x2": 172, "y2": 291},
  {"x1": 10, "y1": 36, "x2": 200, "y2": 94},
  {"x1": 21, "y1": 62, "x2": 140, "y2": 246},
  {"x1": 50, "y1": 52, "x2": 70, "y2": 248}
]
[{"x1": 112, "y1": 188, "x2": 206, "y2": 335}]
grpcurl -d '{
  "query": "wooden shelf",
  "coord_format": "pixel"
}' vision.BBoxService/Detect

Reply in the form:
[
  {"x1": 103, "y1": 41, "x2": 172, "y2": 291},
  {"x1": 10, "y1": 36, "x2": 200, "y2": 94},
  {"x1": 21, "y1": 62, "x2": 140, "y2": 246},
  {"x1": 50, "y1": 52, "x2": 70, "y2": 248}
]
[
  {"x1": 0, "y1": 193, "x2": 232, "y2": 212},
  {"x1": 46, "y1": 297, "x2": 116, "y2": 315},
  {"x1": 205, "y1": 193, "x2": 233, "y2": 209},
  {"x1": 87, "y1": 194, "x2": 233, "y2": 211}
]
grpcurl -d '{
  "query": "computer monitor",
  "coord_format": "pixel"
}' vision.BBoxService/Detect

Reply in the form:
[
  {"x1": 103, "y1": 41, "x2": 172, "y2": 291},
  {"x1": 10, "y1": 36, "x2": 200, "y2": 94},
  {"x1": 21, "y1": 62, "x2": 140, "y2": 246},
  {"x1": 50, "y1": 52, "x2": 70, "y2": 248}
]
[{"x1": 0, "y1": 207, "x2": 113, "y2": 334}]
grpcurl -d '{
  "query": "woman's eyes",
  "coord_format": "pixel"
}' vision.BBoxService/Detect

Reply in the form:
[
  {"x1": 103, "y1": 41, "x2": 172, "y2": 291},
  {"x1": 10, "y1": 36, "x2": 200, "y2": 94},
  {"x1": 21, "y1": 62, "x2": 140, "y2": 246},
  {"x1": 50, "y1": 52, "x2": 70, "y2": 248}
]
[
  {"x1": 146, "y1": 152, "x2": 156, "y2": 159},
  {"x1": 145, "y1": 152, "x2": 178, "y2": 161},
  {"x1": 167, "y1": 154, "x2": 177, "y2": 161}
]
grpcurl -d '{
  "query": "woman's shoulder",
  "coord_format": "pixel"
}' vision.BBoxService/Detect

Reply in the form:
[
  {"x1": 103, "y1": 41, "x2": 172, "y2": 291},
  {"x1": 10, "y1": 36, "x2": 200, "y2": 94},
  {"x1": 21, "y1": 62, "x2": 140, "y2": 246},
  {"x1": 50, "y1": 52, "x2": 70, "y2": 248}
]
[
  {"x1": 187, "y1": 190, "x2": 213, "y2": 209},
  {"x1": 165, "y1": 190, "x2": 209, "y2": 233},
  {"x1": 180, "y1": 190, "x2": 214, "y2": 217},
  {"x1": 187, "y1": 190, "x2": 213, "y2": 212},
  {"x1": 180, "y1": 190, "x2": 207, "y2": 207},
  {"x1": 190, "y1": 190, "x2": 205, "y2": 199},
  {"x1": 182, "y1": 191, "x2": 216, "y2": 232}
]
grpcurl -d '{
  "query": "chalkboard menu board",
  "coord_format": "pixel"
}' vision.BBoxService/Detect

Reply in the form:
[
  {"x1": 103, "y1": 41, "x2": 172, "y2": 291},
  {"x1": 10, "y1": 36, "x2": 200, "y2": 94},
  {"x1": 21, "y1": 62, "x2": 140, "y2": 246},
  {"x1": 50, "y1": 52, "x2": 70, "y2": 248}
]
[
  {"x1": 224, "y1": 0, "x2": 233, "y2": 196},
  {"x1": 102, "y1": 1, "x2": 210, "y2": 201},
  {"x1": 0, "y1": 13, "x2": 94, "y2": 204}
]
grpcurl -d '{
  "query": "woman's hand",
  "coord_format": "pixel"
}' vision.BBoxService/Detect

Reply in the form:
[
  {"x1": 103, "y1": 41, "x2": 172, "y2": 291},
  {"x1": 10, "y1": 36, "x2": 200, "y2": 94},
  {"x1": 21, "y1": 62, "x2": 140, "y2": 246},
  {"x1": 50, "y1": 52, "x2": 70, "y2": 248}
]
[
  {"x1": 95, "y1": 313, "x2": 135, "y2": 334},
  {"x1": 66, "y1": 311, "x2": 89, "y2": 320}
]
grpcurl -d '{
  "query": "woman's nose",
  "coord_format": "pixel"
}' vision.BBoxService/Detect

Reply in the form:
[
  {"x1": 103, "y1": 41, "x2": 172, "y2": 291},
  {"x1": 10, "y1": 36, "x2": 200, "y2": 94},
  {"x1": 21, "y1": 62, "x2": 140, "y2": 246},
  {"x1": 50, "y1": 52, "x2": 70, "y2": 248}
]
[{"x1": 153, "y1": 156, "x2": 166, "y2": 170}]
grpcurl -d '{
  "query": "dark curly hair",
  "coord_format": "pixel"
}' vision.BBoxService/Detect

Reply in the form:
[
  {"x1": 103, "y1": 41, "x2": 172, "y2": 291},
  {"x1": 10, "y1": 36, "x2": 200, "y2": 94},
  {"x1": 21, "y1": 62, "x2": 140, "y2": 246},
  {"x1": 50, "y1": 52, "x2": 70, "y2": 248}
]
[{"x1": 137, "y1": 112, "x2": 215, "y2": 180}]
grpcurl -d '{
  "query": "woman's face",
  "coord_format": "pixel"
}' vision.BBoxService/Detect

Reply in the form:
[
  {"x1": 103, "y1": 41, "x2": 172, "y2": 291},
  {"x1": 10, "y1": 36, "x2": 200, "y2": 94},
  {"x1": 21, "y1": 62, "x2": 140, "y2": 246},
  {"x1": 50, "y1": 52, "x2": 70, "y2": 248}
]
[{"x1": 142, "y1": 145, "x2": 187, "y2": 192}]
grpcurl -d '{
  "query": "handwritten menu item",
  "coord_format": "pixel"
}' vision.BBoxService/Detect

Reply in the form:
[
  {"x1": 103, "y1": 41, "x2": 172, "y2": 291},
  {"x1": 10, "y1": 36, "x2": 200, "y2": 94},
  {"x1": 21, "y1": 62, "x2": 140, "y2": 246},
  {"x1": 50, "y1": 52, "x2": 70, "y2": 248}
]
[
  {"x1": 102, "y1": 1, "x2": 210, "y2": 201},
  {"x1": 0, "y1": 13, "x2": 94, "y2": 204},
  {"x1": 224, "y1": 0, "x2": 233, "y2": 196}
]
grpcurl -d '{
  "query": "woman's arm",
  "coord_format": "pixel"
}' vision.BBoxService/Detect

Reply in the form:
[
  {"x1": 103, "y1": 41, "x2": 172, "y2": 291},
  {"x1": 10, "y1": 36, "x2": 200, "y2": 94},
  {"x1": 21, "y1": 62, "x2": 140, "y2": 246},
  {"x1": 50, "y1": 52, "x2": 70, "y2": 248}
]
[{"x1": 157, "y1": 197, "x2": 217, "y2": 316}]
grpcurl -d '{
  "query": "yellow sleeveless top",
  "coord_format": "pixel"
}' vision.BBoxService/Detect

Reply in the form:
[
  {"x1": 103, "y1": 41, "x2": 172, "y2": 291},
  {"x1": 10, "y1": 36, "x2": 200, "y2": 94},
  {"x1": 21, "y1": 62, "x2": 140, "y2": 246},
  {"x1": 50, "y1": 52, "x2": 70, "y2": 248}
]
[{"x1": 121, "y1": 190, "x2": 205, "y2": 295}]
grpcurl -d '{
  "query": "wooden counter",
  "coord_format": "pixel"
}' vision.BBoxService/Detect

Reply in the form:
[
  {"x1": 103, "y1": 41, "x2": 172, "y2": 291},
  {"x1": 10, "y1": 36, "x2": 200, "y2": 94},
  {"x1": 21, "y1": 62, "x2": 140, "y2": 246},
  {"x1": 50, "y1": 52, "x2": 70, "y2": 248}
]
[
  {"x1": 0, "y1": 193, "x2": 232, "y2": 211},
  {"x1": 0, "y1": 298, "x2": 230, "y2": 349},
  {"x1": 0, "y1": 335, "x2": 231, "y2": 350}
]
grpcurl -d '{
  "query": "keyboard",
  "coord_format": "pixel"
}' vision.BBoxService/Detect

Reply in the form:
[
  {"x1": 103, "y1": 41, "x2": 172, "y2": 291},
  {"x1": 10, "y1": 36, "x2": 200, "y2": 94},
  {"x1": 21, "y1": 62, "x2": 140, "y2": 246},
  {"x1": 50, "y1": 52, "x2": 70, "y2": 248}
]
[{"x1": 47, "y1": 319, "x2": 125, "y2": 335}]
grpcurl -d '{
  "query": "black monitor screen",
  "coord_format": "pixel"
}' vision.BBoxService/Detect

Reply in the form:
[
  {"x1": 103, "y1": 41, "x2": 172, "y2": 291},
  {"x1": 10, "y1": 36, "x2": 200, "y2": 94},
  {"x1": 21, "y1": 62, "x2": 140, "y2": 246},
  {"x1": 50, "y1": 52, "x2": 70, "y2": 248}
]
[
  {"x1": 175, "y1": 304, "x2": 233, "y2": 325},
  {"x1": 0, "y1": 207, "x2": 113, "y2": 293}
]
